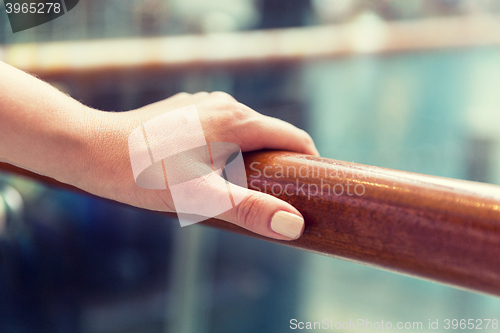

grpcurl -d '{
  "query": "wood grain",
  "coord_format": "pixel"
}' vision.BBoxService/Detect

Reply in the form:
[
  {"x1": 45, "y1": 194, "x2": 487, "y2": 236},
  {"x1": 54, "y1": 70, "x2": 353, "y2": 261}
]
[{"x1": 2, "y1": 151, "x2": 500, "y2": 295}]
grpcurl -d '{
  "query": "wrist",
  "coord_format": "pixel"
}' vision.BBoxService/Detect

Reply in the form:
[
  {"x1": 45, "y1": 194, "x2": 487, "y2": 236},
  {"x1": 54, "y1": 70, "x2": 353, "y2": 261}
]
[
  {"x1": 56, "y1": 104, "x2": 106, "y2": 189},
  {"x1": 76, "y1": 109, "x2": 137, "y2": 200}
]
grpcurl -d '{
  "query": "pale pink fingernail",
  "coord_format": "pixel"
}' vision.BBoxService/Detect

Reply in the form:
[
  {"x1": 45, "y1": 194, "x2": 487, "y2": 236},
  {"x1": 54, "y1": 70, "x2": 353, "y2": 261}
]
[{"x1": 271, "y1": 211, "x2": 305, "y2": 240}]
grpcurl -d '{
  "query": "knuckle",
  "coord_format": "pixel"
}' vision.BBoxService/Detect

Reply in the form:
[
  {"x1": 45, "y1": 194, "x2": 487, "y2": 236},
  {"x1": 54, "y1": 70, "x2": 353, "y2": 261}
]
[
  {"x1": 235, "y1": 194, "x2": 266, "y2": 231},
  {"x1": 172, "y1": 92, "x2": 190, "y2": 98},
  {"x1": 231, "y1": 103, "x2": 252, "y2": 122},
  {"x1": 303, "y1": 131, "x2": 314, "y2": 144},
  {"x1": 209, "y1": 91, "x2": 235, "y2": 100},
  {"x1": 217, "y1": 102, "x2": 254, "y2": 126}
]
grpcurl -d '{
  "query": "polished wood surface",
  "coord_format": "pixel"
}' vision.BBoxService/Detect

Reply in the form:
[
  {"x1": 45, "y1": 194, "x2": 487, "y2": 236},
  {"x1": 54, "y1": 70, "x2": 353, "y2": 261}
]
[{"x1": 2, "y1": 151, "x2": 500, "y2": 295}]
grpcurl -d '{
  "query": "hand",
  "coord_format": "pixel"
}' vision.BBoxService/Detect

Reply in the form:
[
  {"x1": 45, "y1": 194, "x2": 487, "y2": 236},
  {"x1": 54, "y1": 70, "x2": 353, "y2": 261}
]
[{"x1": 79, "y1": 92, "x2": 320, "y2": 240}]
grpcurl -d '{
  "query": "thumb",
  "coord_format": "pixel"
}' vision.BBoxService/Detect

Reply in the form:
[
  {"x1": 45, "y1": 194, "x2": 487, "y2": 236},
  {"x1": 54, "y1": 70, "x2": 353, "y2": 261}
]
[{"x1": 217, "y1": 188, "x2": 305, "y2": 241}]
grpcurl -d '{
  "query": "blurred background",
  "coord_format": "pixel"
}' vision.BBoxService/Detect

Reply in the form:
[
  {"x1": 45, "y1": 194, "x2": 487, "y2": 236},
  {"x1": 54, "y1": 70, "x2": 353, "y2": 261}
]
[{"x1": 1, "y1": 0, "x2": 500, "y2": 332}]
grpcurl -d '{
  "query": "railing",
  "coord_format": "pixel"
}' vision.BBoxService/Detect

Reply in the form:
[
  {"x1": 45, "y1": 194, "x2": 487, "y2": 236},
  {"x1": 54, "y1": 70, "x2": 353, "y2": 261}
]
[
  {"x1": 2, "y1": 151, "x2": 500, "y2": 296},
  {"x1": 1, "y1": 14, "x2": 499, "y2": 78},
  {"x1": 2, "y1": 14, "x2": 500, "y2": 296}
]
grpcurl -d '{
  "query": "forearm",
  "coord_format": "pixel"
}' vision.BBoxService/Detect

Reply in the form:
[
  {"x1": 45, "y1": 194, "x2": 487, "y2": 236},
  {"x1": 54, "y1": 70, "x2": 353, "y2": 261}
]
[
  {"x1": 0, "y1": 61, "x2": 99, "y2": 186},
  {"x1": 0, "y1": 74, "x2": 316, "y2": 239}
]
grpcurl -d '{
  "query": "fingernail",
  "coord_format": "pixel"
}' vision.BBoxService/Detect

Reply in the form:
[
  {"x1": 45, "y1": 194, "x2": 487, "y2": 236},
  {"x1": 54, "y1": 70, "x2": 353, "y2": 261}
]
[{"x1": 271, "y1": 211, "x2": 305, "y2": 240}]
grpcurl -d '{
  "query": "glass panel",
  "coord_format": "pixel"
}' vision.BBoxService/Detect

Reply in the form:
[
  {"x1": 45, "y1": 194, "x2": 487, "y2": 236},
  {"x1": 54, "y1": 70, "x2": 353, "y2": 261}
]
[{"x1": 2, "y1": 1, "x2": 500, "y2": 332}]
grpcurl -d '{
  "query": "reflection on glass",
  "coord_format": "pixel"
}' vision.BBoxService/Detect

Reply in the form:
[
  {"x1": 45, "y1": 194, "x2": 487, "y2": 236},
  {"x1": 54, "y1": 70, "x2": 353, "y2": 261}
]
[{"x1": 1, "y1": 1, "x2": 500, "y2": 332}]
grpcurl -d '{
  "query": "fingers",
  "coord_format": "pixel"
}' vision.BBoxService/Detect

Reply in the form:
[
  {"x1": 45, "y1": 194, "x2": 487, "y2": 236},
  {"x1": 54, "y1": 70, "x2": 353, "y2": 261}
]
[
  {"x1": 161, "y1": 91, "x2": 321, "y2": 157},
  {"x1": 131, "y1": 91, "x2": 313, "y2": 240},
  {"x1": 217, "y1": 187, "x2": 305, "y2": 241},
  {"x1": 167, "y1": 169, "x2": 305, "y2": 240},
  {"x1": 259, "y1": 116, "x2": 320, "y2": 156},
  {"x1": 162, "y1": 157, "x2": 305, "y2": 240},
  {"x1": 232, "y1": 113, "x2": 320, "y2": 156}
]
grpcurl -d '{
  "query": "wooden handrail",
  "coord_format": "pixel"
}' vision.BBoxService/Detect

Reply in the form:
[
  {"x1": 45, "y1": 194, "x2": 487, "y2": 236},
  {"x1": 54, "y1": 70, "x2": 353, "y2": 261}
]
[
  {"x1": 2, "y1": 151, "x2": 500, "y2": 296},
  {"x1": 2, "y1": 14, "x2": 500, "y2": 79}
]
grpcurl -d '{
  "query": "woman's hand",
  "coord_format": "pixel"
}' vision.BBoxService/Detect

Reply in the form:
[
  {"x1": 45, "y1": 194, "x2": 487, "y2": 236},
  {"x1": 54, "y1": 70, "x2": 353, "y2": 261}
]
[
  {"x1": 83, "y1": 92, "x2": 319, "y2": 240},
  {"x1": 0, "y1": 62, "x2": 318, "y2": 240}
]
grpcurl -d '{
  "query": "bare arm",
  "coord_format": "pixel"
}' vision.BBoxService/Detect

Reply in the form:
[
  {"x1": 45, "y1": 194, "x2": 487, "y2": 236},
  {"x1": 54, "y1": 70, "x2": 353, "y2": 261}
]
[
  {"x1": 0, "y1": 61, "x2": 320, "y2": 240},
  {"x1": 0, "y1": 61, "x2": 98, "y2": 186}
]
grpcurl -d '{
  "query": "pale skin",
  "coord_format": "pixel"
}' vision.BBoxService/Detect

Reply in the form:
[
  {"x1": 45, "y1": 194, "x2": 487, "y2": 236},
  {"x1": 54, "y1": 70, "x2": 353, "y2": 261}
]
[{"x1": 0, "y1": 61, "x2": 320, "y2": 240}]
